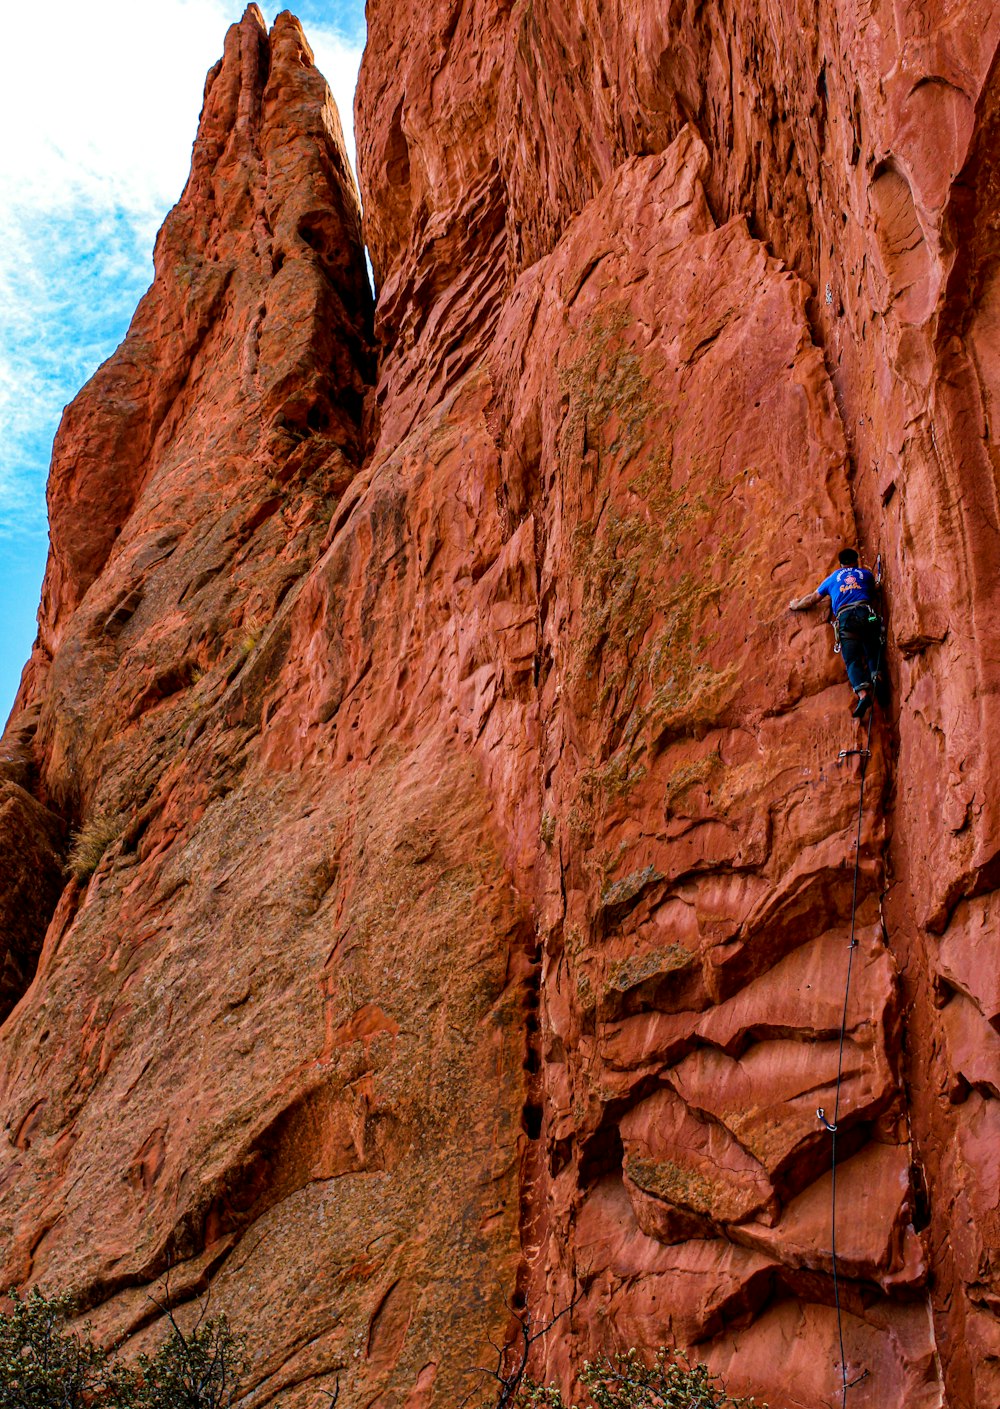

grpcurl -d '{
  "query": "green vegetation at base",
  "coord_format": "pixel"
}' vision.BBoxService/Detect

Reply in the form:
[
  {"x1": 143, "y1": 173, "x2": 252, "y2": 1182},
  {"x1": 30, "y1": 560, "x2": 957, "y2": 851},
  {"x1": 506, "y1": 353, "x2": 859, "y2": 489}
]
[
  {"x1": 1, "y1": 1293, "x2": 761, "y2": 1409},
  {"x1": 514, "y1": 1348, "x2": 765, "y2": 1409},
  {"x1": 0, "y1": 1291, "x2": 134, "y2": 1409},
  {"x1": 0, "y1": 1289, "x2": 250, "y2": 1409}
]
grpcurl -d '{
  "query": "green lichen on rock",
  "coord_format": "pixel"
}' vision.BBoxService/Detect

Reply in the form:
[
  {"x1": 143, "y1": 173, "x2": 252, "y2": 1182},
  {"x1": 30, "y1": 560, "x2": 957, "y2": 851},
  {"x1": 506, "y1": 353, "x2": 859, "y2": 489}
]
[
  {"x1": 626, "y1": 1148, "x2": 769, "y2": 1226},
  {"x1": 605, "y1": 943, "x2": 696, "y2": 996},
  {"x1": 558, "y1": 302, "x2": 653, "y2": 472},
  {"x1": 568, "y1": 751, "x2": 648, "y2": 839},
  {"x1": 557, "y1": 305, "x2": 744, "y2": 820},
  {"x1": 663, "y1": 748, "x2": 722, "y2": 813},
  {"x1": 625, "y1": 1152, "x2": 717, "y2": 1217},
  {"x1": 727, "y1": 1109, "x2": 784, "y2": 1169},
  {"x1": 561, "y1": 924, "x2": 598, "y2": 1015},
  {"x1": 598, "y1": 864, "x2": 665, "y2": 919}
]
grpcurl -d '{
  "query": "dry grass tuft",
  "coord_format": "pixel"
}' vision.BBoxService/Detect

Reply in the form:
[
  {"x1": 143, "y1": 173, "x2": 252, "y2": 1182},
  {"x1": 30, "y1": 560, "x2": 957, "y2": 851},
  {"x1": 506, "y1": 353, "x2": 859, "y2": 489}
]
[
  {"x1": 68, "y1": 814, "x2": 120, "y2": 882},
  {"x1": 240, "y1": 612, "x2": 267, "y2": 657}
]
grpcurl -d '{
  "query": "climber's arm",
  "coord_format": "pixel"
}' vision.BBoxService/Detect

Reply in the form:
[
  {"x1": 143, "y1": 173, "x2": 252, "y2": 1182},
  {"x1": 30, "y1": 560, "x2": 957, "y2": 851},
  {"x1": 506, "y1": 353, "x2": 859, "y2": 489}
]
[{"x1": 789, "y1": 589, "x2": 823, "y2": 612}]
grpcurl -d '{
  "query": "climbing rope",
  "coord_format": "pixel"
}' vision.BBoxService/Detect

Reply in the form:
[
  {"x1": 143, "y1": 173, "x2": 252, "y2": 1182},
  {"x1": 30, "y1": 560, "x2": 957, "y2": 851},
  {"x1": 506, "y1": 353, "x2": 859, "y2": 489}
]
[{"x1": 816, "y1": 586, "x2": 885, "y2": 1409}]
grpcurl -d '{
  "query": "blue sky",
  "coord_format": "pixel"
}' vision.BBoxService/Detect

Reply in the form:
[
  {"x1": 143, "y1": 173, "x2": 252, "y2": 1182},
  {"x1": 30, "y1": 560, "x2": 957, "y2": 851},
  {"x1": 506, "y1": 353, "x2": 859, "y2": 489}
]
[{"x1": 0, "y1": 1, "x2": 366, "y2": 727}]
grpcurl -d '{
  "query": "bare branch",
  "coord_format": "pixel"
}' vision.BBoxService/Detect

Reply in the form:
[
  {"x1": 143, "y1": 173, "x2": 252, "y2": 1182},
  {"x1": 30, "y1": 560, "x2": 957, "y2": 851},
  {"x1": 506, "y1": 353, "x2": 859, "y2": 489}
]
[{"x1": 471, "y1": 1293, "x2": 581, "y2": 1409}]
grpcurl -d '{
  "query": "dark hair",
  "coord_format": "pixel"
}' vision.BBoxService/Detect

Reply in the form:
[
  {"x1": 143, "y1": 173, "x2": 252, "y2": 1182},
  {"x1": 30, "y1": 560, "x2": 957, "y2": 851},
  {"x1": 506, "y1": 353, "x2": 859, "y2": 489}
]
[{"x1": 839, "y1": 548, "x2": 859, "y2": 566}]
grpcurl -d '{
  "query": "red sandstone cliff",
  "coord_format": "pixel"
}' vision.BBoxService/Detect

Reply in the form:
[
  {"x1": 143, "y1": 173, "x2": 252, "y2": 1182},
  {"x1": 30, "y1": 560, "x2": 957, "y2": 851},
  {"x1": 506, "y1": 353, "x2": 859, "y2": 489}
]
[{"x1": 2, "y1": 2, "x2": 1000, "y2": 1406}]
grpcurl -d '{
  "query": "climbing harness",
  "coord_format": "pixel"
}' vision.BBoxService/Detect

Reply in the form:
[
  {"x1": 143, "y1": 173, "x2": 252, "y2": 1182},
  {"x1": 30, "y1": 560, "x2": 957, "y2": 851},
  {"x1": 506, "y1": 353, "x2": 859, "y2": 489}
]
[
  {"x1": 816, "y1": 557, "x2": 884, "y2": 1409},
  {"x1": 832, "y1": 605, "x2": 880, "y2": 657},
  {"x1": 837, "y1": 602, "x2": 880, "y2": 634},
  {"x1": 830, "y1": 554, "x2": 883, "y2": 656}
]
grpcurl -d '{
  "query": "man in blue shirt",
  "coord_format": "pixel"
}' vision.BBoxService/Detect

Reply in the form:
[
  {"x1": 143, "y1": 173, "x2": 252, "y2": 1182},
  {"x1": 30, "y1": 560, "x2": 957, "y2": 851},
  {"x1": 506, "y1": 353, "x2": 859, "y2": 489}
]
[{"x1": 789, "y1": 548, "x2": 882, "y2": 717}]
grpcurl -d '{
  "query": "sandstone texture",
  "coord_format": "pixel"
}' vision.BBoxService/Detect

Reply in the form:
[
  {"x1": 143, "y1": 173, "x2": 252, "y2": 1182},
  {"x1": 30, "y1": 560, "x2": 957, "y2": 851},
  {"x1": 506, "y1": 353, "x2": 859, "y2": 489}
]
[{"x1": 3, "y1": 1, "x2": 1000, "y2": 1406}]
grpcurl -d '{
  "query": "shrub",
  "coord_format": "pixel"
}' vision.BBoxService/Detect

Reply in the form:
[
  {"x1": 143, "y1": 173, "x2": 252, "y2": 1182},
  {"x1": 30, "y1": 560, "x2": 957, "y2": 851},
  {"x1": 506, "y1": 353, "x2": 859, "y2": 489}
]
[
  {"x1": 0, "y1": 1291, "x2": 250, "y2": 1409},
  {"x1": 515, "y1": 1348, "x2": 765, "y2": 1409},
  {"x1": 0, "y1": 1289, "x2": 133, "y2": 1408},
  {"x1": 135, "y1": 1314, "x2": 248, "y2": 1409}
]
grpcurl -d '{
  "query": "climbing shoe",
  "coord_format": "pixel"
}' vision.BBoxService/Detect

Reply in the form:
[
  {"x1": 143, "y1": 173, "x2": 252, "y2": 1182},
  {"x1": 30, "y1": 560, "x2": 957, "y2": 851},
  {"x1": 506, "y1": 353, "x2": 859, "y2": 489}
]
[{"x1": 852, "y1": 691, "x2": 873, "y2": 719}]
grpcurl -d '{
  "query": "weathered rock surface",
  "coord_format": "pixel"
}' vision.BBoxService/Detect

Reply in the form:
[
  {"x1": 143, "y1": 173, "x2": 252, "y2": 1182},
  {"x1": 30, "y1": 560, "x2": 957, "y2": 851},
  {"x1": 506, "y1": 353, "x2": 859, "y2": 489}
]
[{"x1": 4, "y1": 0, "x2": 1000, "y2": 1406}]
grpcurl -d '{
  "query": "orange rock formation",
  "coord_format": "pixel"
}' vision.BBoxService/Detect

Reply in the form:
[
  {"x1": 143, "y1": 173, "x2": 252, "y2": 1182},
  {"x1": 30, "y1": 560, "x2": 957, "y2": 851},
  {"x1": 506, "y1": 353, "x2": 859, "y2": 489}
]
[{"x1": 2, "y1": 3, "x2": 1000, "y2": 1406}]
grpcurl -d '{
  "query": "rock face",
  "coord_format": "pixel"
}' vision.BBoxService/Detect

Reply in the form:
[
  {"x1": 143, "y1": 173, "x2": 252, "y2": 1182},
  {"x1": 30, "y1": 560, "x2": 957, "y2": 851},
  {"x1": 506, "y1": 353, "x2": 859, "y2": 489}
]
[{"x1": 4, "y1": 1, "x2": 1000, "y2": 1406}]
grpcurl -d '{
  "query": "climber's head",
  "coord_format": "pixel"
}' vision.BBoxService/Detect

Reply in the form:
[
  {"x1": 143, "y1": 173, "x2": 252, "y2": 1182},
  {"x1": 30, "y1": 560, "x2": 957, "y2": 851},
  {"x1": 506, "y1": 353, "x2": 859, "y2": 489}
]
[{"x1": 838, "y1": 548, "x2": 859, "y2": 567}]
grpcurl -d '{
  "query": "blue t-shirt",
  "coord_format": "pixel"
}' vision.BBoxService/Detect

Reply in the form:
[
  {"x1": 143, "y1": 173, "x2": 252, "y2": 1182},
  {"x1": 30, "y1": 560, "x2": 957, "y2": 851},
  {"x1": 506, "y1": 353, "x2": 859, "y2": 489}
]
[{"x1": 817, "y1": 566, "x2": 877, "y2": 615}]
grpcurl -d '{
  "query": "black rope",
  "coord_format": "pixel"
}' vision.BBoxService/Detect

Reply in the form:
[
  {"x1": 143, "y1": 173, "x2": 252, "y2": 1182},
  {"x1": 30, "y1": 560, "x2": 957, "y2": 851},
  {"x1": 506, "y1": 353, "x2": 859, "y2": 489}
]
[{"x1": 821, "y1": 630, "x2": 883, "y2": 1409}]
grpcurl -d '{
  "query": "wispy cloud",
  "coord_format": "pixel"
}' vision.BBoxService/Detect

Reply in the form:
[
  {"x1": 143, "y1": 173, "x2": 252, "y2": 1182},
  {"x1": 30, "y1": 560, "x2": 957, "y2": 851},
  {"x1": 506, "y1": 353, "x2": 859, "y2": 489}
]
[
  {"x1": 0, "y1": 207, "x2": 156, "y2": 543},
  {"x1": 0, "y1": 0, "x2": 365, "y2": 722}
]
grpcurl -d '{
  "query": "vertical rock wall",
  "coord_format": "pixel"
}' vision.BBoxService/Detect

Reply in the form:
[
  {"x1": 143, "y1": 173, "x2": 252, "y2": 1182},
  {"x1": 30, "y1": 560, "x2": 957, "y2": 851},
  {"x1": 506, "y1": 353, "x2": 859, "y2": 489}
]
[
  {"x1": 2, "y1": 10, "x2": 530, "y2": 1408},
  {"x1": 355, "y1": 1, "x2": 1000, "y2": 1404},
  {"x1": 2, "y1": 1, "x2": 1000, "y2": 1406}
]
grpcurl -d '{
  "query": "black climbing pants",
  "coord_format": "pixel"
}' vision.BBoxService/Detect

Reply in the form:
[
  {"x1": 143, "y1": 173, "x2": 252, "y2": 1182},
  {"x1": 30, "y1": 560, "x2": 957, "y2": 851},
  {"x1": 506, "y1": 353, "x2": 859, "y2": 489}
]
[{"x1": 838, "y1": 606, "x2": 882, "y2": 694}]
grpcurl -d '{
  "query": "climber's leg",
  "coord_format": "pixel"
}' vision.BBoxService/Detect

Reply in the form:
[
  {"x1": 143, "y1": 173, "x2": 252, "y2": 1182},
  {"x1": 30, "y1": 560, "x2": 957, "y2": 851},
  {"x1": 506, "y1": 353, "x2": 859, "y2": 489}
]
[{"x1": 839, "y1": 631, "x2": 871, "y2": 699}]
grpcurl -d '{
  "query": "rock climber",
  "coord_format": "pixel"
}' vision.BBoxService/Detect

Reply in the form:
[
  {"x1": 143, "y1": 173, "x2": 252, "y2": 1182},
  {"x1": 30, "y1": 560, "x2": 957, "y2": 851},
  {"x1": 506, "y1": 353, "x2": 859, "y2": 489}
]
[{"x1": 789, "y1": 548, "x2": 883, "y2": 718}]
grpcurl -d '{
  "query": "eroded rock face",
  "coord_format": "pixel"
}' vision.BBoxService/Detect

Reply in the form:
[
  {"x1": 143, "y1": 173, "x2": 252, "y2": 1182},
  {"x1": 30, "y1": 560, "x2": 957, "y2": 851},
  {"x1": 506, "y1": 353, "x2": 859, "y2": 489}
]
[{"x1": 4, "y1": 1, "x2": 1000, "y2": 1406}]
